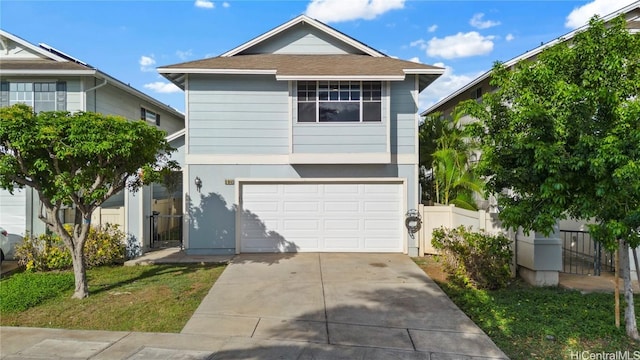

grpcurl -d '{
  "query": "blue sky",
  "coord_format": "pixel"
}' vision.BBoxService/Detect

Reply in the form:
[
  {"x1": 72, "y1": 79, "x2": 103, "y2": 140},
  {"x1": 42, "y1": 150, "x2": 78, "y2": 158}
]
[{"x1": 1, "y1": 0, "x2": 635, "y2": 113}]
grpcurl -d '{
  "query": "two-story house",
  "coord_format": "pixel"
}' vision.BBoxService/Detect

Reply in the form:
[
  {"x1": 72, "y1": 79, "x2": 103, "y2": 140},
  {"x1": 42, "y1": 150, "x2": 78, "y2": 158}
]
[
  {"x1": 0, "y1": 29, "x2": 185, "y2": 257},
  {"x1": 159, "y1": 15, "x2": 443, "y2": 256}
]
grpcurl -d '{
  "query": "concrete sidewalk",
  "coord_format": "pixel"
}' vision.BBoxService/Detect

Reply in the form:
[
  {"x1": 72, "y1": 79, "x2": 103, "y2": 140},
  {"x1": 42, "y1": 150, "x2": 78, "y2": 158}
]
[{"x1": 1, "y1": 253, "x2": 508, "y2": 359}]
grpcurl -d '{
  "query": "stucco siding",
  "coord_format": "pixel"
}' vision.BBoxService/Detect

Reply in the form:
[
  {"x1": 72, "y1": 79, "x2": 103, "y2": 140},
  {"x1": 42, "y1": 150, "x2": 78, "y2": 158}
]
[{"x1": 188, "y1": 75, "x2": 289, "y2": 155}]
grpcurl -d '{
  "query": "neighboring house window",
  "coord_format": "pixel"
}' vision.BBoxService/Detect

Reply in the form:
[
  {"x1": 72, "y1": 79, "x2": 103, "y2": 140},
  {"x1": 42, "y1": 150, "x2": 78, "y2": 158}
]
[
  {"x1": 141, "y1": 108, "x2": 160, "y2": 126},
  {"x1": 297, "y1": 81, "x2": 382, "y2": 123},
  {"x1": 1, "y1": 81, "x2": 66, "y2": 111},
  {"x1": 474, "y1": 87, "x2": 483, "y2": 102}
]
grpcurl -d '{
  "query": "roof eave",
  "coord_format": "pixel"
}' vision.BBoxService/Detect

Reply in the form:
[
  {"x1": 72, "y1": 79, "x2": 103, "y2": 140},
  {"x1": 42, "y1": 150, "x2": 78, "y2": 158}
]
[
  {"x1": 275, "y1": 75, "x2": 405, "y2": 81},
  {"x1": 95, "y1": 70, "x2": 185, "y2": 120},
  {"x1": 0, "y1": 69, "x2": 96, "y2": 76}
]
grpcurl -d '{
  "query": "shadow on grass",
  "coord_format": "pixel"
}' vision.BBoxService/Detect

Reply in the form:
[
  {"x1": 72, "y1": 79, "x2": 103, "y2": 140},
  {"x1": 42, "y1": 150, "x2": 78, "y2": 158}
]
[
  {"x1": 429, "y1": 276, "x2": 640, "y2": 359},
  {"x1": 87, "y1": 263, "x2": 224, "y2": 296}
]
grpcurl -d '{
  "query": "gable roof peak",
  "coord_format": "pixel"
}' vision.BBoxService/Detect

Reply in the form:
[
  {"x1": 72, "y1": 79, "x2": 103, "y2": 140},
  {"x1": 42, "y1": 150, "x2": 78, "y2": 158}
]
[
  {"x1": 0, "y1": 29, "x2": 69, "y2": 62},
  {"x1": 220, "y1": 14, "x2": 386, "y2": 58}
]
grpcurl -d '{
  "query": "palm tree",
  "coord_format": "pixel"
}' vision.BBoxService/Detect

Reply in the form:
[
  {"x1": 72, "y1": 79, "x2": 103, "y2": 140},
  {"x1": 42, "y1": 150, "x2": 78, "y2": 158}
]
[{"x1": 421, "y1": 107, "x2": 485, "y2": 210}]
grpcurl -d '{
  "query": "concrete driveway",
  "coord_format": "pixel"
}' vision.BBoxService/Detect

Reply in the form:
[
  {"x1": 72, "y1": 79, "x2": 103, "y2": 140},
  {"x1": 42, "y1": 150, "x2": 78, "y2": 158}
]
[{"x1": 182, "y1": 253, "x2": 507, "y2": 359}]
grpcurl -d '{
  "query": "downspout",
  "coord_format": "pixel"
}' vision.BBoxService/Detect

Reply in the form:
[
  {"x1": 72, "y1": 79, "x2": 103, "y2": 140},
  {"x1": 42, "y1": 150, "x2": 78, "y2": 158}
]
[{"x1": 85, "y1": 76, "x2": 107, "y2": 112}]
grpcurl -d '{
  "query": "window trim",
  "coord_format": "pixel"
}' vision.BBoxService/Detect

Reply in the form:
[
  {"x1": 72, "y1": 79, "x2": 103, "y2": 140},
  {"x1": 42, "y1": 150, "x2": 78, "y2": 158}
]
[
  {"x1": 2, "y1": 80, "x2": 66, "y2": 111},
  {"x1": 296, "y1": 80, "x2": 383, "y2": 123},
  {"x1": 141, "y1": 107, "x2": 160, "y2": 126}
]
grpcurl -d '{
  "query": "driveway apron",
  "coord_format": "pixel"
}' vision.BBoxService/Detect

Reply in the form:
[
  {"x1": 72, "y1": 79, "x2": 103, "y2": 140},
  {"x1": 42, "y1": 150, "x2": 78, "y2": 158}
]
[{"x1": 182, "y1": 253, "x2": 507, "y2": 359}]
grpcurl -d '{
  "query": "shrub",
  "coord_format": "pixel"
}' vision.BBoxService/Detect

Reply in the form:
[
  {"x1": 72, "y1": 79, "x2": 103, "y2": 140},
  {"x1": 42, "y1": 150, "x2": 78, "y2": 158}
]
[
  {"x1": 15, "y1": 232, "x2": 72, "y2": 272},
  {"x1": 431, "y1": 226, "x2": 513, "y2": 289},
  {"x1": 84, "y1": 224, "x2": 126, "y2": 267},
  {"x1": 15, "y1": 224, "x2": 126, "y2": 272}
]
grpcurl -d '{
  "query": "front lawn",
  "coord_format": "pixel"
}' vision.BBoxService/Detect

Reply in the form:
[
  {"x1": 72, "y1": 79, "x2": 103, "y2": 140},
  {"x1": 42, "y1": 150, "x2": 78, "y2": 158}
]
[
  {"x1": 414, "y1": 257, "x2": 640, "y2": 360},
  {"x1": 0, "y1": 264, "x2": 225, "y2": 333}
]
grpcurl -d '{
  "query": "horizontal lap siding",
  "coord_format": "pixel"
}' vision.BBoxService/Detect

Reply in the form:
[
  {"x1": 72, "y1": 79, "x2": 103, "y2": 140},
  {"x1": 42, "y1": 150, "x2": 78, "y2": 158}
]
[
  {"x1": 242, "y1": 24, "x2": 360, "y2": 55},
  {"x1": 292, "y1": 124, "x2": 387, "y2": 153},
  {"x1": 92, "y1": 83, "x2": 184, "y2": 134},
  {"x1": 390, "y1": 78, "x2": 417, "y2": 155},
  {"x1": 188, "y1": 75, "x2": 289, "y2": 154}
]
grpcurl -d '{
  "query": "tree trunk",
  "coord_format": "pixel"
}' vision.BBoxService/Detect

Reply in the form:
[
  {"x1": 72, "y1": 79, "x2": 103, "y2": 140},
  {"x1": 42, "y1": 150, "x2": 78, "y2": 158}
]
[
  {"x1": 71, "y1": 245, "x2": 89, "y2": 299},
  {"x1": 620, "y1": 242, "x2": 640, "y2": 340}
]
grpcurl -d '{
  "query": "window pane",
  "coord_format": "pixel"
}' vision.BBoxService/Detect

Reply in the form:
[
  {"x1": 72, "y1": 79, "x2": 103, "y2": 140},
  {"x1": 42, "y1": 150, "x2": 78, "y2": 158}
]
[
  {"x1": 363, "y1": 102, "x2": 381, "y2": 122},
  {"x1": 339, "y1": 91, "x2": 349, "y2": 100},
  {"x1": 329, "y1": 91, "x2": 339, "y2": 101},
  {"x1": 319, "y1": 102, "x2": 359, "y2": 122},
  {"x1": 298, "y1": 102, "x2": 316, "y2": 122}
]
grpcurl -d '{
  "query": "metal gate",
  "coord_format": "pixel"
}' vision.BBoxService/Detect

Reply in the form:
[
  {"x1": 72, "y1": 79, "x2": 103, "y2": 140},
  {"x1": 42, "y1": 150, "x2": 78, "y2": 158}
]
[
  {"x1": 149, "y1": 212, "x2": 183, "y2": 249},
  {"x1": 561, "y1": 230, "x2": 614, "y2": 275}
]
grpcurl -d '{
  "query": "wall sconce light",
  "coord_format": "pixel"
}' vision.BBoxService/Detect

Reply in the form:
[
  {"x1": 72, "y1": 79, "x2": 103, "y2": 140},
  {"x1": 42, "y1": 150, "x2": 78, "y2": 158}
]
[{"x1": 194, "y1": 176, "x2": 202, "y2": 193}]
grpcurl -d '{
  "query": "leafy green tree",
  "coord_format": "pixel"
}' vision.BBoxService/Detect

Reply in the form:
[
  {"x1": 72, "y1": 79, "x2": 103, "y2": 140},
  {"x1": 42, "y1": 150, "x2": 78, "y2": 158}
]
[
  {"x1": 420, "y1": 108, "x2": 484, "y2": 210},
  {"x1": 465, "y1": 16, "x2": 640, "y2": 339},
  {"x1": 0, "y1": 104, "x2": 177, "y2": 298}
]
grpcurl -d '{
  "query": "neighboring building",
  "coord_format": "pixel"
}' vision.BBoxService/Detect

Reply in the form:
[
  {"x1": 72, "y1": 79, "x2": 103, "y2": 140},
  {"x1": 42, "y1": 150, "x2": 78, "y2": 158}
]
[
  {"x1": 423, "y1": 2, "x2": 640, "y2": 118},
  {"x1": 159, "y1": 15, "x2": 444, "y2": 256},
  {"x1": 421, "y1": 2, "x2": 640, "y2": 285},
  {"x1": 0, "y1": 29, "x2": 185, "y2": 255}
]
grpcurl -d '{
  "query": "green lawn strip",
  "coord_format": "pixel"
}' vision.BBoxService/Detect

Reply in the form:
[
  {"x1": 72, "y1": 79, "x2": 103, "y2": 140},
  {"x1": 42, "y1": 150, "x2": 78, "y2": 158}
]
[
  {"x1": 0, "y1": 264, "x2": 225, "y2": 333},
  {"x1": 414, "y1": 259, "x2": 640, "y2": 360}
]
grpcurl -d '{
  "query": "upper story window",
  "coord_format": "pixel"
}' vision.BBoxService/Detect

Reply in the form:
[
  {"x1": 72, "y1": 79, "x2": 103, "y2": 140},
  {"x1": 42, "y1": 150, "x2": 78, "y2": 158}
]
[
  {"x1": 141, "y1": 107, "x2": 160, "y2": 126},
  {"x1": 297, "y1": 81, "x2": 382, "y2": 123},
  {"x1": 474, "y1": 87, "x2": 483, "y2": 102},
  {"x1": 1, "y1": 81, "x2": 66, "y2": 112}
]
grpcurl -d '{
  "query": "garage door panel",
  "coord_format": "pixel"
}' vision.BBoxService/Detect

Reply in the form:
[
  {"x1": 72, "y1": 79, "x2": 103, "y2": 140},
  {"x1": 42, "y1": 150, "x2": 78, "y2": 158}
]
[
  {"x1": 323, "y1": 219, "x2": 361, "y2": 231},
  {"x1": 283, "y1": 219, "x2": 320, "y2": 231},
  {"x1": 324, "y1": 236, "x2": 361, "y2": 249},
  {"x1": 283, "y1": 201, "x2": 319, "y2": 212},
  {"x1": 243, "y1": 202, "x2": 280, "y2": 212},
  {"x1": 364, "y1": 219, "x2": 400, "y2": 231},
  {"x1": 323, "y1": 184, "x2": 360, "y2": 195},
  {"x1": 284, "y1": 184, "x2": 320, "y2": 194},
  {"x1": 240, "y1": 182, "x2": 403, "y2": 253},
  {"x1": 323, "y1": 201, "x2": 360, "y2": 212}
]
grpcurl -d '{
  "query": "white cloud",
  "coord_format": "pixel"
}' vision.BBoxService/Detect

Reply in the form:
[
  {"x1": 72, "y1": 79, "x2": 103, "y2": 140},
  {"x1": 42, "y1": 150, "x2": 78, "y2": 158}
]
[
  {"x1": 428, "y1": 24, "x2": 438, "y2": 33},
  {"x1": 144, "y1": 82, "x2": 182, "y2": 94},
  {"x1": 408, "y1": 56, "x2": 421, "y2": 63},
  {"x1": 195, "y1": 0, "x2": 214, "y2": 9},
  {"x1": 410, "y1": 39, "x2": 427, "y2": 49},
  {"x1": 505, "y1": 33, "x2": 515, "y2": 42},
  {"x1": 469, "y1": 13, "x2": 500, "y2": 29},
  {"x1": 565, "y1": 0, "x2": 636, "y2": 28},
  {"x1": 222, "y1": 2, "x2": 230, "y2": 8},
  {"x1": 139, "y1": 55, "x2": 156, "y2": 72},
  {"x1": 415, "y1": 32, "x2": 494, "y2": 59},
  {"x1": 305, "y1": 0, "x2": 405, "y2": 23},
  {"x1": 176, "y1": 49, "x2": 193, "y2": 61},
  {"x1": 419, "y1": 62, "x2": 484, "y2": 111}
]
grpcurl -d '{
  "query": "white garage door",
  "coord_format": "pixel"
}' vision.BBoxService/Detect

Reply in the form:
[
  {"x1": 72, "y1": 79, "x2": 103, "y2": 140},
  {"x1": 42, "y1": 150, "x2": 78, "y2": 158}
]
[
  {"x1": 0, "y1": 188, "x2": 26, "y2": 237},
  {"x1": 240, "y1": 182, "x2": 403, "y2": 253}
]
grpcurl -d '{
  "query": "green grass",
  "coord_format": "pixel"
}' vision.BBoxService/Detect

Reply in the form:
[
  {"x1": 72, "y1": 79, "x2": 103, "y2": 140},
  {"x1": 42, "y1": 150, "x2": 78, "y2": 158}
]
[
  {"x1": 414, "y1": 257, "x2": 640, "y2": 359},
  {"x1": 0, "y1": 264, "x2": 225, "y2": 332}
]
